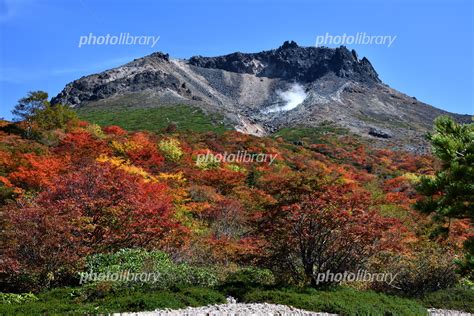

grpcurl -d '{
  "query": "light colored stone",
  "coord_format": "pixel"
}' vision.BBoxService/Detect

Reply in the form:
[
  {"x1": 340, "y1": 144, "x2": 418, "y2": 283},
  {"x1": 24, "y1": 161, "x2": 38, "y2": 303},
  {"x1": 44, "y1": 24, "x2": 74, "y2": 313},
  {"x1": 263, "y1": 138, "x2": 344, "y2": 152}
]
[
  {"x1": 428, "y1": 309, "x2": 473, "y2": 316},
  {"x1": 113, "y1": 302, "x2": 338, "y2": 316}
]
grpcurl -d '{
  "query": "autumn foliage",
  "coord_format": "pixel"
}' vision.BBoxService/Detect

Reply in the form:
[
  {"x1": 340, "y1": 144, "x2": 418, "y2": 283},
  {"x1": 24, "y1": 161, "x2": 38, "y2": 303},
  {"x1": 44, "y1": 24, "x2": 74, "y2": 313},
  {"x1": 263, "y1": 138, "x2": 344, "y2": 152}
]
[
  {"x1": 0, "y1": 119, "x2": 470, "y2": 292},
  {"x1": 260, "y1": 183, "x2": 400, "y2": 286}
]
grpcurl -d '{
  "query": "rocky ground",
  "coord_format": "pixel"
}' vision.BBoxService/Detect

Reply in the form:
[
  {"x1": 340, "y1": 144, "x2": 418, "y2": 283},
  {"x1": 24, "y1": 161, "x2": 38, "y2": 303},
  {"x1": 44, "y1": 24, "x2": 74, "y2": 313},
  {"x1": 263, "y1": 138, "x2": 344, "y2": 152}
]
[
  {"x1": 114, "y1": 306, "x2": 474, "y2": 316},
  {"x1": 114, "y1": 306, "x2": 473, "y2": 316},
  {"x1": 113, "y1": 303, "x2": 337, "y2": 316},
  {"x1": 112, "y1": 297, "x2": 472, "y2": 316}
]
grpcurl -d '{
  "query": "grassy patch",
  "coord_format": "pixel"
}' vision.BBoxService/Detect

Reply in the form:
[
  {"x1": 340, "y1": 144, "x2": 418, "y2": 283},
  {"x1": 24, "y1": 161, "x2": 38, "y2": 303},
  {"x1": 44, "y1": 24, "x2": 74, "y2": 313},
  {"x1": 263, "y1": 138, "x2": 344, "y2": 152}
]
[
  {"x1": 421, "y1": 287, "x2": 474, "y2": 313},
  {"x1": 77, "y1": 105, "x2": 230, "y2": 134},
  {"x1": 5, "y1": 286, "x2": 472, "y2": 315},
  {"x1": 0, "y1": 286, "x2": 225, "y2": 315},
  {"x1": 273, "y1": 123, "x2": 350, "y2": 145},
  {"x1": 242, "y1": 287, "x2": 427, "y2": 316},
  {"x1": 378, "y1": 204, "x2": 411, "y2": 220}
]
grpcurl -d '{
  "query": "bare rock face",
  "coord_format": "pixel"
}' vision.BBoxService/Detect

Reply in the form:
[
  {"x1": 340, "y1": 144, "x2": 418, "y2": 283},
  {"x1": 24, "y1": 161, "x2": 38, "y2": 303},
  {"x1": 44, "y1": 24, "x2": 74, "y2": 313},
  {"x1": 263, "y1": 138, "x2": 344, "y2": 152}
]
[
  {"x1": 188, "y1": 41, "x2": 380, "y2": 84},
  {"x1": 51, "y1": 52, "x2": 187, "y2": 106},
  {"x1": 369, "y1": 127, "x2": 393, "y2": 139},
  {"x1": 52, "y1": 41, "x2": 471, "y2": 152}
]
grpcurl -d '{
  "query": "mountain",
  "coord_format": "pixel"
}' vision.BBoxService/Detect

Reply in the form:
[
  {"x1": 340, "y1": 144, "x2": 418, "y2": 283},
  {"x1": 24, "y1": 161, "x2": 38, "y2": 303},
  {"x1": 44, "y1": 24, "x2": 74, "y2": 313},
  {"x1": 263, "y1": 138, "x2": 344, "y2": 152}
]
[{"x1": 52, "y1": 41, "x2": 471, "y2": 152}]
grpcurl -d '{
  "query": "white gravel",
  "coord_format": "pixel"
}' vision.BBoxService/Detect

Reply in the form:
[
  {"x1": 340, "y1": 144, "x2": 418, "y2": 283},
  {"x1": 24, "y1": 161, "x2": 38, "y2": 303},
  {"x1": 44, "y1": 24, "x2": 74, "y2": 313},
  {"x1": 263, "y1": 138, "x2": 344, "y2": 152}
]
[
  {"x1": 113, "y1": 297, "x2": 472, "y2": 316},
  {"x1": 113, "y1": 297, "x2": 336, "y2": 316},
  {"x1": 114, "y1": 306, "x2": 474, "y2": 316},
  {"x1": 113, "y1": 303, "x2": 336, "y2": 316},
  {"x1": 113, "y1": 306, "x2": 474, "y2": 316},
  {"x1": 428, "y1": 309, "x2": 473, "y2": 316}
]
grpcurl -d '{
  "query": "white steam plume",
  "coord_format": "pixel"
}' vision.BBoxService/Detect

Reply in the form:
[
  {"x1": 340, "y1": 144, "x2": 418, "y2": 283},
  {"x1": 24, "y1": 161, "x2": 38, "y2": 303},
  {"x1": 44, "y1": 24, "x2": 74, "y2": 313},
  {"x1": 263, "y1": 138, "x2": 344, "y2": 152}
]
[{"x1": 265, "y1": 83, "x2": 307, "y2": 113}]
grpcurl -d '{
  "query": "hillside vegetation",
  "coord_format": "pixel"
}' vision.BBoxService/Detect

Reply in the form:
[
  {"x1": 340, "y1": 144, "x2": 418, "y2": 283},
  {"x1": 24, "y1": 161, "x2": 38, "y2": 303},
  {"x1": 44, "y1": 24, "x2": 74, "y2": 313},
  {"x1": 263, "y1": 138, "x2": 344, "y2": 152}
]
[
  {"x1": 77, "y1": 104, "x2": 230, "y2": 134},
  {"x1": 0, "y1": 94, "x2": 472, "y2": 314}
]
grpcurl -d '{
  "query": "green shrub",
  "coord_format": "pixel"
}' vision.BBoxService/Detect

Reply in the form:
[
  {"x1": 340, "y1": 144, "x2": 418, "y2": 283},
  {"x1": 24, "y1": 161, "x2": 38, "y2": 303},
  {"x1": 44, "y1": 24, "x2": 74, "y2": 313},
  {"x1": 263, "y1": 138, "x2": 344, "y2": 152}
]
[
  {"x1": 0, "y1": 292, "x2": 38, "y2": 304},
  {"x1": 85, "y1": 248, "x2": 168, "y2": 273},
  {"x1": 456, "y1": 237, "x2": 474, "y2": 281},
  {"x1": 219, "y1": 267, "x2": 276, "y2": 299},
  {"x1": 85, "y1": 123, "x2": 106, "y2": 139},
  {"x1": 0, "y1": 287, "x2": 225, "y2": 315},
  {"x1": 177, "y1": 287, "x2": 226, "y2": 307},
  {"x1": 226, "y1": 268, "x2": 275, "y2": 286},
  {"x1": 225, "y1": 164, "x2": 246, "y2": 173},
  {"x1": 35, "y1": 104, "x2": 78, "y2": 130},
  {"x1": 158, "y1": 138, "x2": 183, "y2": 162},
  {"x1": 84, "y1": 249, "x2": 219, "y2": 289},
  {"x1": 243, "y1": 287, "x2": 427, "y2": 316},
  {"x1": 369, "y1": 244, "x2": 458, "y2": 297},
  {"x1": 0, "y1": 183, "x2": 15, "y2": 204},
  {"x1": 421, "y1": 287, "x2": 474, "y2": 313},
  {"x1": 195, "y1": 152, "x2": 220, "y2": 170}
]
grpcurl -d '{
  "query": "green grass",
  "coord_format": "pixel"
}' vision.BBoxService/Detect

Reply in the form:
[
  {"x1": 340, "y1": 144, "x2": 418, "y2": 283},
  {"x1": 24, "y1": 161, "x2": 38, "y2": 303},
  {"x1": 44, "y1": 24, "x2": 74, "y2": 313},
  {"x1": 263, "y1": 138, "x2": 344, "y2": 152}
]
[
  {"x1": 421, "y1": 287, "x2": 474, "y2": 313},
  {"x1": 5, "y1": 285, "x2": 474, "y2": 315},
  {"x1": 378, "y1": 204, "x2": 411, "y2": 220},
  {"x1": 0, "y1": 286, "x2": 225, "y2": 315},
  {"x1": 242, "y1": 287, "x2": 428, "y2": 316},
  {"x1": 77, "y1": 104, "x2": 231, "y2": 134},
  {"x1": 355, "y1": 113, "x2": 414, "y2": 130},
  {"x1": 273, "y1": 123, "x2": 351, "y2": 145}
]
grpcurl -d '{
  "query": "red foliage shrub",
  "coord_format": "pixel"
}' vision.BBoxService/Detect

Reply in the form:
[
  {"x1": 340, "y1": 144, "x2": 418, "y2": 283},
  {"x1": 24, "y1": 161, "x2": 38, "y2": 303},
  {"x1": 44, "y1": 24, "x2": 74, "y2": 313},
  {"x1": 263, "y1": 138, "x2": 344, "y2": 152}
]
[
  {"x1": 261, "y1": 183, "x2": 399, "y2": 286},
  {"x1": 9, "y1": 153, "x2": 67, "y2": 190},
  {"x1": 55, "y1": 129, "x2": 110, "y2": 164},
  {"x1": 127, "y1": 132, "x2": 164, "y2": 171},
  {"x1": 188, "y1": 168, "x2": 246, "y2": 195},
  {"x1": 1, "y1": 162, "x2": 186, "y2": 289},
  {"x1": 103, "y1": 125, "x2": 127, "y2": 136}
]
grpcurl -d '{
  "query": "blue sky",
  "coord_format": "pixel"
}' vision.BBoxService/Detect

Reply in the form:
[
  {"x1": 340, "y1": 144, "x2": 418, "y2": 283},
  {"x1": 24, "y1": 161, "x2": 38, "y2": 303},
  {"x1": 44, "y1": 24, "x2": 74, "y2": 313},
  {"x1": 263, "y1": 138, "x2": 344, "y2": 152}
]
[{"x1": 0, "y1": 0, "x2": 473, "y2": 120}]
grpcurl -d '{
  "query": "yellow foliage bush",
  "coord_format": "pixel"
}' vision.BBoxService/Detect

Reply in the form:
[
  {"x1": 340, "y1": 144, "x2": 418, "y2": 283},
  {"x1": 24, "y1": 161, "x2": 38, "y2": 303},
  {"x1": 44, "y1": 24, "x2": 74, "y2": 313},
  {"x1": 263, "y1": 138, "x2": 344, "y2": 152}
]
[
  {"x1": 110, "y1": 140, "x2": 142, "y2": 156},
  {"x1": 158, "y1": 138, "x2": 183, "y2": 162},
  {"x1": 85, "y1": 123, "x2": 106, "y2": 139},
  {"x1": 96, "y1": 154, "x2": 155, "y2": 182}
]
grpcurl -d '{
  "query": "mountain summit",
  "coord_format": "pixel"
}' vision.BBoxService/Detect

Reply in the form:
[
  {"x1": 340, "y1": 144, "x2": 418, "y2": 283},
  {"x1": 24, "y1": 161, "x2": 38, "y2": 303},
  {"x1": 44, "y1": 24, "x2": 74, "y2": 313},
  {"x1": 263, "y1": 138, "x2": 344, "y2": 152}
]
[
  {"x1": 188, "y1": 41, "x2": 380, "y2": 84},
  {"x1": 52, "y1": 41, "x2": 470, "y2": 152}
]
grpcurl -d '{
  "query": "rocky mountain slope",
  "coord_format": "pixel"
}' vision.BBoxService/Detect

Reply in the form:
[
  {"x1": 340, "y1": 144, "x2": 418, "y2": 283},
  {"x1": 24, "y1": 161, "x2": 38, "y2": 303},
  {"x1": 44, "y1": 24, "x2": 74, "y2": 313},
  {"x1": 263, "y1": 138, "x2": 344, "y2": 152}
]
[{"x1": 52, "y1": 41, "x2": 471, "y2": 152}]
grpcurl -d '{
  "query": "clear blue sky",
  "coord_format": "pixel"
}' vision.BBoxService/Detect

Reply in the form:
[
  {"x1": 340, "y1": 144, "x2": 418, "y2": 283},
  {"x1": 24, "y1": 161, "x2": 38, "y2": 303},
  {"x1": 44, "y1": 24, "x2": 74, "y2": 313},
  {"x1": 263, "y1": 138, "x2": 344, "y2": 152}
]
[{"x1": 0, "y1": 0, "x2": 473, "y2": 120}]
